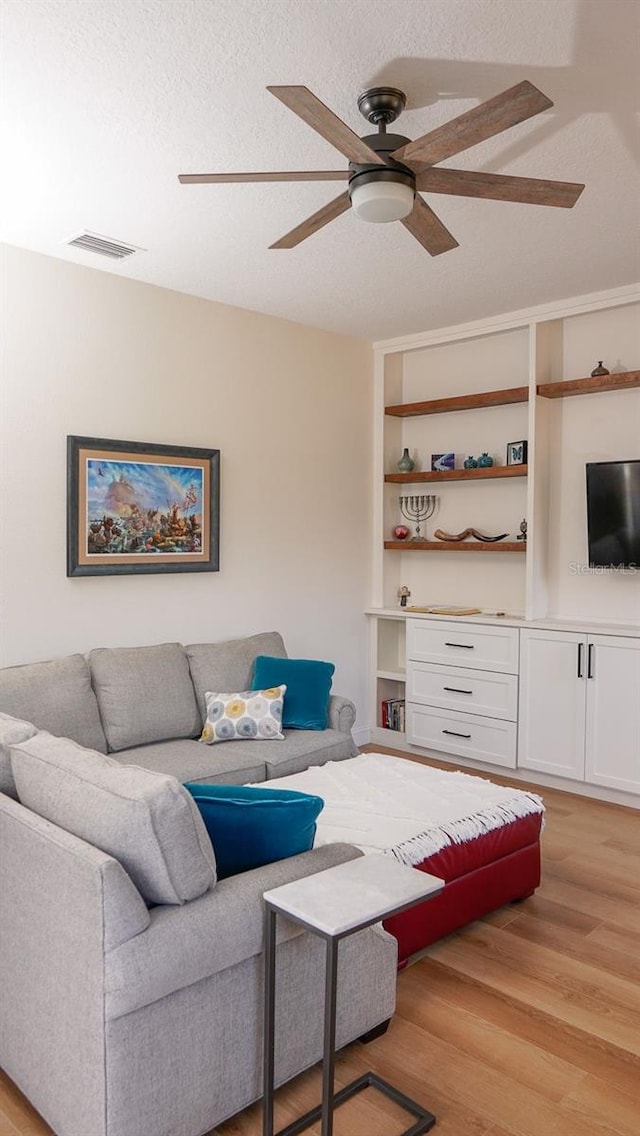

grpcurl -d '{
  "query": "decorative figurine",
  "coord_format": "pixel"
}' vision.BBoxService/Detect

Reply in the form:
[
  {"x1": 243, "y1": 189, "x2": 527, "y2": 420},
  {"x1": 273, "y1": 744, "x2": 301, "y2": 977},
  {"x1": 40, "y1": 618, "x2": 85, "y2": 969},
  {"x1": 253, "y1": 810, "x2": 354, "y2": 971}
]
[
  {"x1": 517, "y1": 518, "x2": 527, "y2": 542},
  {"x1": 477, "y1": 453, "x2": 494, "y2": 468},
  {"x1": 590, "y1": 361, "x2": 610, "y2": 377},
  {"x1": 393, "y1": 524, "x2": 410, "y2": 541},
  {"x1": 463, "y1": 456, "x2": 477, "y2": 469},
  {"x1": 397, "y1": 585, "x2": 411, "y2": 608},
  {"x1": 397, "y1": 447, "x2": 415, "y2": 473}
]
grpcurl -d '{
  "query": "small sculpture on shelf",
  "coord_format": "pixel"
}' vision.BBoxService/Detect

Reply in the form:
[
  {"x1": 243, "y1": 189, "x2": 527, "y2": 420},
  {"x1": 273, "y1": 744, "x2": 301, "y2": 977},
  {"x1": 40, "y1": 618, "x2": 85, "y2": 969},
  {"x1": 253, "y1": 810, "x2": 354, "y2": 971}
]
[
  {"x1": 397, "y1": 585, "x2": 411, "y2": 608},
  {"x1": 463, "y1": 456, "x2": 478, "y2": 469},
  {"x1": 477, "y1": 452, "x2": 494, "y2": 468},
  {"x1": 433, "y1": 527, "x2": 508, "y2": 543},
  {"x1": 397, "y1": 448, "x2": 415, "y2": 473},
  {"x1": 517, "y1": 518, "x2": 527, "y2": 542},
  {"x1": 399, "y1": 494, "x2": 438, "y2": 540},
  {"x1": 393, "y1": 524, "x2": 410, "y2": 541},
  {"x1": 590, "y1": 361, "x2": 610, "y2": 377}
]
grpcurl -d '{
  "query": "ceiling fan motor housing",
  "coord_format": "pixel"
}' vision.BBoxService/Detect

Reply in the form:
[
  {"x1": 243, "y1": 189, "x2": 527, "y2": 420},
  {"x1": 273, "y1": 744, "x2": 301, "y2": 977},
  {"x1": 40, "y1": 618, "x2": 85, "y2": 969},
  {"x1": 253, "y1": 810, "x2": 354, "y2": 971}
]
[{"x1": 348, "y1": 132, "x2": 416, "y2": 221}]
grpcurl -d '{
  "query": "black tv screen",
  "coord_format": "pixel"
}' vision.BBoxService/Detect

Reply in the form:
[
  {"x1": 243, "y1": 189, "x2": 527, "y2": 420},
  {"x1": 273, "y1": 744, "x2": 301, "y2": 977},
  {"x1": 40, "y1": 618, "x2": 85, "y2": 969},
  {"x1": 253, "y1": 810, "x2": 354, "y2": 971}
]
[{"x1": 586, "y1": 460, "x2": 640, "y2": 568}]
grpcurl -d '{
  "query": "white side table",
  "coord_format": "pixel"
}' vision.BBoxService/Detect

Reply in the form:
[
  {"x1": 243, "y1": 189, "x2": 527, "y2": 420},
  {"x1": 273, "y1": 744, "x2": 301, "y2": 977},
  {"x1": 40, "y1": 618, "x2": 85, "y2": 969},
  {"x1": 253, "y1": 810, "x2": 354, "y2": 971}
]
[{"x1": 262, "y1": 854, "x2": 444, "y2": 1136}]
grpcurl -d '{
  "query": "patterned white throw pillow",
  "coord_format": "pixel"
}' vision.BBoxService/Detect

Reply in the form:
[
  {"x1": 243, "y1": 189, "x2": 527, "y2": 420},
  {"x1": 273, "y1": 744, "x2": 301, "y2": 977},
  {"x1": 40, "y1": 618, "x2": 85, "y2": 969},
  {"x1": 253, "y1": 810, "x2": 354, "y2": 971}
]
[{"x1": 199, "y1": 686, "x2": 286, "y2": 744}]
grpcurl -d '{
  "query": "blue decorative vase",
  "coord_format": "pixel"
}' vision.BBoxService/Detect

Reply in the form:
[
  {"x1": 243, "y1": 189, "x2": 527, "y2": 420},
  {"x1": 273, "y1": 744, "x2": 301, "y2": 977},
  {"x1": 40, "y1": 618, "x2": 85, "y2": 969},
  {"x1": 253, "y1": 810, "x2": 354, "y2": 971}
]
[
  {"x1": 464, "y1": 456, "x2": 477, "y2": 469},
  {"x1": 397, "y1": 447, "x2": 415, "y2": 473},
  {"x1": 478, "y1": 452, "x2": 494, "y2": 468}
]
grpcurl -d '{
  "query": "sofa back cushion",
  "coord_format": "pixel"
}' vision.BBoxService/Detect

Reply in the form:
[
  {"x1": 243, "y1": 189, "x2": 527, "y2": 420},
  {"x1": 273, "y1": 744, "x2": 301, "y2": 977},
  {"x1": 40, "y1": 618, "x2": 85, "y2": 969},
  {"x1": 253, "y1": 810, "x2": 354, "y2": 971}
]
[
  {"x1": 0, "y1": 712, "x2": 38, "y2": 798},
  {"x1": 11, "y1": 732, "x2": 216, "y2": 905},
  {"x1": 186, "y1": 631, "x2": 287, "y2": 718},
  {"x1": 0, "y1": 654, "x2": 107, "y2": 753},
  {"x1": 89, "y1": 643, "x2": 202, "y2": 753}
]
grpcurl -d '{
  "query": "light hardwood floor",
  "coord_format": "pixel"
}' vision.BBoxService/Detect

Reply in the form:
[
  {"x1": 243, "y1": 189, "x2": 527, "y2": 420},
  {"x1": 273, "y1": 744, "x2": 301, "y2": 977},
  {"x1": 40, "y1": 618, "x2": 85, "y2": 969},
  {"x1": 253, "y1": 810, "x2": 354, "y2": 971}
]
[{"x1": 1, "y1": 749, "x2": 639, "y2": 1136}]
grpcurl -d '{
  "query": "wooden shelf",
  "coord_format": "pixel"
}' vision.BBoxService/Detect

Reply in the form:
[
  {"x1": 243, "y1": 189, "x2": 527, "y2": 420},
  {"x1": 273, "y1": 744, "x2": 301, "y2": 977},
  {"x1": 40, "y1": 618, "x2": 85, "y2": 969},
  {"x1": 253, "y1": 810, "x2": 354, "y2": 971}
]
[
  {"x1": 385, "y1": 386, "x2": 528, "y2": 417},
  {"x1": 384, "y1": 540, "x2": 525, "y2": 552},
  {"x1": 385, "y1": 464, "x2": 528, "y2": 484},
  {"x1": 537, "y1": 370, "x2": 640, "y2": 399}
]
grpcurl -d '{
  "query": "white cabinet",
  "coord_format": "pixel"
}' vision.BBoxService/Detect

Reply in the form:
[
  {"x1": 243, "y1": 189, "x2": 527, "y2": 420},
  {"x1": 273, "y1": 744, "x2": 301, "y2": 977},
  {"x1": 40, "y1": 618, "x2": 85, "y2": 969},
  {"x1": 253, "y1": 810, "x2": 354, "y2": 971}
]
[
  {"x1": 585, "y1": 636, "x2": 640, "y2": 793},
  {"x1": 406, "y1": 617, "x2": 519, "y2": 769},
  {"x1": 519, "y1": 630, "x2": 640, "y2": 792},
  {"x1": 518, "y1": 630, "x2": 586, "y2": 779}
]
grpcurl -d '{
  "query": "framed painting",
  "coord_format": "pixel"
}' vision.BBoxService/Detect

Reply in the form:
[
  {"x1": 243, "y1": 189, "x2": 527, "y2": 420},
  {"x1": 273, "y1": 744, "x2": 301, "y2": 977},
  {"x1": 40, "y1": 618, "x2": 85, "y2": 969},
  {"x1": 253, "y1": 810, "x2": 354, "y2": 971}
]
[{"x1": 67, "y1": 436, "x2": 220, "y2": 576}]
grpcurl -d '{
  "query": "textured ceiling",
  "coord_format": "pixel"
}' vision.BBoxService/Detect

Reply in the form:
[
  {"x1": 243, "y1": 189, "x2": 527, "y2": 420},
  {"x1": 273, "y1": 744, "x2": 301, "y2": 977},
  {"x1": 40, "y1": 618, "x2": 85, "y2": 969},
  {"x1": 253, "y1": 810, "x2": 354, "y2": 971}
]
[{"x1": 1, "y1": 0, "x2": 639, "y2": 341}]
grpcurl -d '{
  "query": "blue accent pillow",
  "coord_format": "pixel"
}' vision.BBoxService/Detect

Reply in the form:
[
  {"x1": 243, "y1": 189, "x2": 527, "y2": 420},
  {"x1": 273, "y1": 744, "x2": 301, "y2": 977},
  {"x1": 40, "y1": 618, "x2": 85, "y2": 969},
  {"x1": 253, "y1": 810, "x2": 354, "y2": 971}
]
[
  {"x1": 251, "y1": 656, "x2": 335, "y2": 730},
  {"x1": 183, "y1": 783, "x2": 324, "y2": 880}
]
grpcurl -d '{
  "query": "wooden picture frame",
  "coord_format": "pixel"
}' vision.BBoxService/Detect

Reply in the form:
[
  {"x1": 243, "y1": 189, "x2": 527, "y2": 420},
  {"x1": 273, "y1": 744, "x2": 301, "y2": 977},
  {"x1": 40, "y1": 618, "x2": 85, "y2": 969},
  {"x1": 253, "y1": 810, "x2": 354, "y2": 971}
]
[{"x1": 67, "y1": 436, "x2": 220, "y2": 576}]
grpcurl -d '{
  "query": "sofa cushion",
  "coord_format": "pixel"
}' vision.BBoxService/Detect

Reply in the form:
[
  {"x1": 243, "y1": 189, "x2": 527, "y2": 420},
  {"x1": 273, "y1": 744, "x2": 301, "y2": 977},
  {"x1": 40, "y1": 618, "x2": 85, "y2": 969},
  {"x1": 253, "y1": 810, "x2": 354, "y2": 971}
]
[
  {"x1": 89, "y1": 643, "x2": 202, "y2": 753},
  {"x1": 0, "y1": 712, "x2": 38, "y2": 798},
  {"x1": 252, "y1": 656, "x2": 335, "y2": 730},
  {"x1": 185, "y1": 631, "x2": 287, "y2": 718},
  {"x1": 184, "y1": 783, "x2": 324, "y2": 879},
  {"x1": 115, "y1": 738, "x2": 267, "y2": 785},
  {"x1": 11, "y1": 732, "x2": 216, "y2": 905},
  {"x1": 200, "y1": 687, "x2": 286, "y2": 744},
  {"x1": 263, "y1": 729, "x2": 358, "y2": 779},
  {"x1": 0, "y1": 654, "x2": 107, "y2": 753}
]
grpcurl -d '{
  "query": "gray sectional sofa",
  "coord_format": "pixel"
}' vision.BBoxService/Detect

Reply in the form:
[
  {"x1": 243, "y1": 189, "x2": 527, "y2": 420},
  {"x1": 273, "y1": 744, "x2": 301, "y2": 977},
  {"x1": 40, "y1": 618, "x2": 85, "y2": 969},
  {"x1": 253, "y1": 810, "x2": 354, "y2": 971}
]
[{"x1": 0, "y1": 633, "x2": 397, "y2": 1136}]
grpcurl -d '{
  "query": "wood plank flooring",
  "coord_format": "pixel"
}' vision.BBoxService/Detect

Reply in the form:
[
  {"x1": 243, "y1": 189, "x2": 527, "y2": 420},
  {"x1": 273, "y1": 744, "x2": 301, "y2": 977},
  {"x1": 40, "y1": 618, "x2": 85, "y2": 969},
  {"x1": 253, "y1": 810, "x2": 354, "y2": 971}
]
[{"x1": 1, "y1": 749, "x2": 638, "y2": 1136}]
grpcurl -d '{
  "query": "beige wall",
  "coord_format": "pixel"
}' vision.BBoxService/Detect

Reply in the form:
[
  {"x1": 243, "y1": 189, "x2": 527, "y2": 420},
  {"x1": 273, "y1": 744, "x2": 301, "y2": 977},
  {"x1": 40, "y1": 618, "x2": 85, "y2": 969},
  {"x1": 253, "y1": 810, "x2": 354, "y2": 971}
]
[{"x1": 0, "y1": 246, "x2": 373, "y2": 722}]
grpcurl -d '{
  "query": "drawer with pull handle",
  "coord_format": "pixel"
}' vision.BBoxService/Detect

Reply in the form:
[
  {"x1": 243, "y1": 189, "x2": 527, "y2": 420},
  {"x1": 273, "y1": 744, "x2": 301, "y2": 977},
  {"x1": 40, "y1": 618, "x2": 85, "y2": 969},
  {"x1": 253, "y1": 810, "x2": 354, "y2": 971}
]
[
  {"x1": 407, "y1": 662, "x2": 518, "y2": 721},
  {"x1": 407, "y1": 618, "x2": 519, "y2": 674},
  {"x1": 407, "y1": 703, "x2": 517, "y2": 768}
]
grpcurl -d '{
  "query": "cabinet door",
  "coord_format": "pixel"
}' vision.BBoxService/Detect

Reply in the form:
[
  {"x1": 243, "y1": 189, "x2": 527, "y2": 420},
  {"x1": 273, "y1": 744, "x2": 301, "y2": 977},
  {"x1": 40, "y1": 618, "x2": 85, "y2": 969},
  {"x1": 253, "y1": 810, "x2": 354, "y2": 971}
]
[
  {"x1": 585, "y1": 635, "x2": 640, "y2": 793},
  {"x1": 518, "y1": 630, "x2": 586, "y2": 779}
]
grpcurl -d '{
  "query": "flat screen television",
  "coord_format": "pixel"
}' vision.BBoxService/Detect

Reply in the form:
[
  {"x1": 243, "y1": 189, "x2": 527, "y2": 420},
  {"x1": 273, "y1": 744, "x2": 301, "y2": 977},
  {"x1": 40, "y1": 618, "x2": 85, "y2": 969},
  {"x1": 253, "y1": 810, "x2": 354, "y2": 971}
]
[{"x1": 586, "y1": 460, "x2": 640, "y2": 568}]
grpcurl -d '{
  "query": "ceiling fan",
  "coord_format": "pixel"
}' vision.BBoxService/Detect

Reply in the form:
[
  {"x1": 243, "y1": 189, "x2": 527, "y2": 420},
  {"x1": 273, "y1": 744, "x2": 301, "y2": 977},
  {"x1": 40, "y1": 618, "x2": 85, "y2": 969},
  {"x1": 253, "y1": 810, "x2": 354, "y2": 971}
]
[{"x1": 179, "y1": 82, "x2": 585, "y2": 256}]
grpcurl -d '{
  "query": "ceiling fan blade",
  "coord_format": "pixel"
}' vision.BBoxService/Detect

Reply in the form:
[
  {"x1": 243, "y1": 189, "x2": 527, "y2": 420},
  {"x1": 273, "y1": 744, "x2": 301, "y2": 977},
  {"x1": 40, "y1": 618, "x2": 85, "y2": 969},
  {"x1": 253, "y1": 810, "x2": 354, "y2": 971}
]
[
  {"x1": 393, "y1": 81, "x2": 553, "y2": 166},
  {"x1": 178, "y1": 170, "x2": 348, "y2": 184},
  {"x1": 267, "y1": 85, "x2": 386, "y2": 167},
  {"x1": 401, "y1": 196, "x2": 459, "y2": 256},
  {"x1": 270, "y1": 190, "x2": 351, "y2": 249},
  {"x1": 415, "y1": 167, "x2": 584, "y2": 207}
]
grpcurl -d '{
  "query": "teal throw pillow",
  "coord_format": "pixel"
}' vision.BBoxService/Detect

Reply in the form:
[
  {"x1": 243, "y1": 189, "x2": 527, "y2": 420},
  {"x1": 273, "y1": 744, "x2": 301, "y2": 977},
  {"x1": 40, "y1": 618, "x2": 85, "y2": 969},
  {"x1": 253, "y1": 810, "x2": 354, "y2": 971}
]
[
  {"x1": 251, "y1": 656, "x2": 335, "y2": 730},
  {"x1": 183, "y1": 783, "x2": 324, "y2": 880}
]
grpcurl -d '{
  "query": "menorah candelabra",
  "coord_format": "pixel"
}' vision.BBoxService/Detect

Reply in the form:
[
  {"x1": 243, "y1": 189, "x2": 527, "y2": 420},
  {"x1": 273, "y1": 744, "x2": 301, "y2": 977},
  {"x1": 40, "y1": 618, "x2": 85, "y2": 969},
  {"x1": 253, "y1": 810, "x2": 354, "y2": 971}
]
[{"x1": 399, "y1": 494, "x2": 438, "y2": 541}]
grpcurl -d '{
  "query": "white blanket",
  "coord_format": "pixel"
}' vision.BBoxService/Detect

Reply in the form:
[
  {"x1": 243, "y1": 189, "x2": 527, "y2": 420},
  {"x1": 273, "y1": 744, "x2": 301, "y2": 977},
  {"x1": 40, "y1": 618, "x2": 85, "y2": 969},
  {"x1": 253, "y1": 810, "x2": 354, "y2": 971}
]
[{"x1": 257, "y1": 752, "x2": 544, "y2": 866}]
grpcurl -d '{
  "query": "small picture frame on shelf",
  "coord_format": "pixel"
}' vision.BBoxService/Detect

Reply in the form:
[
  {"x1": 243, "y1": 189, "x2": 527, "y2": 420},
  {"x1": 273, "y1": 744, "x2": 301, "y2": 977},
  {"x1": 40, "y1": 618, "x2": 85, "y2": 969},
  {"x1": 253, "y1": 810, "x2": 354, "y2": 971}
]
[
  {"x1": 431, "y1": 452, "x2": 455, "y2": 472},
  {"x1": 506, "y1": 440, "x2": 528, "y2": 467}
]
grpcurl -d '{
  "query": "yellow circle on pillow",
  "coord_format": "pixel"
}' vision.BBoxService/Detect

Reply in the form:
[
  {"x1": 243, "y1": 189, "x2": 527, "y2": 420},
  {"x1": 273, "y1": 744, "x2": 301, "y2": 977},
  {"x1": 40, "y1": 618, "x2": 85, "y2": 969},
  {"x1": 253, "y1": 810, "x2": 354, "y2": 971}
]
[
  {"x1": 226, "y1": 699, "x2": 246, "y2": 719},
  {"x1": 263, "y1": 687, "x2": 283, "y2": 699}
]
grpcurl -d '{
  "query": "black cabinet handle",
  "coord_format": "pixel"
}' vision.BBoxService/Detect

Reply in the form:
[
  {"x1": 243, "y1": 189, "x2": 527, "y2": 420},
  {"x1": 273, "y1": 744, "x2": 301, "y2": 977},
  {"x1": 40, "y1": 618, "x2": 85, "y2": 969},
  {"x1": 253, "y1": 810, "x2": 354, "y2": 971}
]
[
  {"x1": 588, "y1": 643, "x2": 595, "y2": 679},
  {"x1": 444, "y1": 642, "x2": 474, "y2": 649},
  {"x1": 577, "y1": 642, "x2": 584, "y2": 678},
  {"x1": 443, "y1": 686, "x2": 473, "y2": 695},
  {"x1": 442, "y1": 729, "x2": 472, "y2": 739}
]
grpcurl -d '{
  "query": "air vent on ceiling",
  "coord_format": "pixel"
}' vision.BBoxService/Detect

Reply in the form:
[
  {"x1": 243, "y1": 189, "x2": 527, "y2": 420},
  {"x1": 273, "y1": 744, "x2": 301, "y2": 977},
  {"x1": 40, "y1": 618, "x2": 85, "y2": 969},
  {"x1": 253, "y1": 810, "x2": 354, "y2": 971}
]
[{"x1": 66, "y1": 231, "x2": 144, "y2": 260}]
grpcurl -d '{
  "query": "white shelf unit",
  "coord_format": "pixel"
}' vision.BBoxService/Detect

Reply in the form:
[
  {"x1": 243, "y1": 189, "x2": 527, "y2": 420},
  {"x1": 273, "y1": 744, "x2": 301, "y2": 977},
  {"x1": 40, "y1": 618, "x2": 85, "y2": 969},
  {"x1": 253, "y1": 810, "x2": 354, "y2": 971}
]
[{"x1": 368, "y1": 285, "x2": 640, "y2": 799}]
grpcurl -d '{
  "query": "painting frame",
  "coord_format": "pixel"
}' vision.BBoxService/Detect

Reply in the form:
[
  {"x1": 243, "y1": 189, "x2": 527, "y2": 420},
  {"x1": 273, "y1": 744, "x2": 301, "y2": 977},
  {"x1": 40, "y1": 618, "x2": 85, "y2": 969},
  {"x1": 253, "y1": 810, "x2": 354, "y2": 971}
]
[
  {"x1": 506, "y1": 439, "x2": 528, "y2": 467},
  {"x1": 67, "y1": 435, "x2": 220, "y2": 577}
]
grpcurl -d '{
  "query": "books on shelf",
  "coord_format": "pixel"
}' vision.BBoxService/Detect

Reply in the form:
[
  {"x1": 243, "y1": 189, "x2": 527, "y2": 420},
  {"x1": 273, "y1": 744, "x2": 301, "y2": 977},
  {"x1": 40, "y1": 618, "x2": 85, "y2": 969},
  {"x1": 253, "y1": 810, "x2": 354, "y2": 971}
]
[
  {"x1": 381, "y1": 698, "x2": 405, "y2": 732},
  {"x1": 405, "y1": 605, "x2": 482, "y2": 615}
]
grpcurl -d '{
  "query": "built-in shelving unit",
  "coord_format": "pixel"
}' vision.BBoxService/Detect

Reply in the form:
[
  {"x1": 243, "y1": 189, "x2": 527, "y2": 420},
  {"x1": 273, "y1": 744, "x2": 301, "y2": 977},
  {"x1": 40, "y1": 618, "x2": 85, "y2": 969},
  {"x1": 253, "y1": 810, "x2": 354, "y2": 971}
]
[
  {"x1": 385, "y1": 464, "x2": 528, "y2": 484},
  {"x1": 384, "y1": 540, "x2": 525, "y2": 552}
]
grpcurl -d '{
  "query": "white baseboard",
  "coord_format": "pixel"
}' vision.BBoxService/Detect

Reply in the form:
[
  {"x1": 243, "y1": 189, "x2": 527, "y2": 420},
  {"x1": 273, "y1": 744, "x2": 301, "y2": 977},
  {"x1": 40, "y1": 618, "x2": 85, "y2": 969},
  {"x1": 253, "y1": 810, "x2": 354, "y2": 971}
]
[{"x1": 352, "y1": 725, "x2": 371, "y2": 748}]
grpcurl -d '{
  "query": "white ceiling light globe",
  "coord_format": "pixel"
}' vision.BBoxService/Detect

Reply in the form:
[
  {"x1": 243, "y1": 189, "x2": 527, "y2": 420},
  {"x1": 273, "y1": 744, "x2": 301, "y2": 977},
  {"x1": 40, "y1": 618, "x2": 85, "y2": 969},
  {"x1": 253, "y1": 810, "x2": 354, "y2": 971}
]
[{"x1": 350, "y1": 180, "x2": 415, "y2": 223}]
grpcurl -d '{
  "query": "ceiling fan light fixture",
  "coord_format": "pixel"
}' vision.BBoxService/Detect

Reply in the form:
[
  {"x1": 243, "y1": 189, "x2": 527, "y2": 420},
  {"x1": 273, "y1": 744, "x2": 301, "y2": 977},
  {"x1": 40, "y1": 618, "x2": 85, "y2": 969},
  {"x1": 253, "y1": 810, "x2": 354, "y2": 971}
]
[{"x1": 350, "y1": 178, "x2": 415, "y2": 223}]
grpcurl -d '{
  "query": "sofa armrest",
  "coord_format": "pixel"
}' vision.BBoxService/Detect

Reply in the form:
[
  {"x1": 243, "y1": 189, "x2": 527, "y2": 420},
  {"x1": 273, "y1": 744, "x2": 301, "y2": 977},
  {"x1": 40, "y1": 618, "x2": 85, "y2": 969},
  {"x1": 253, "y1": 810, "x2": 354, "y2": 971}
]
[
  {"x1": 0, "y1": 793, "x2": 150, "y2": 1136},
  {"x1": 105, "y1": 843, "x2": 364, "y2": 1020},
  {"x1": 328, "y1": 694, "x2": 356, "y2": 734}
]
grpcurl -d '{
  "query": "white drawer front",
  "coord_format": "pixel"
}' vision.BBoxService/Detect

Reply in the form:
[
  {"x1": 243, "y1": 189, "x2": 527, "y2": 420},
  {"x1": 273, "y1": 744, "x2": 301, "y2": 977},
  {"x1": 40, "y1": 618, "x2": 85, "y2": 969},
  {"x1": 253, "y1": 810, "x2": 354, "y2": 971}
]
[
  {"x1": 407, "y1": 619, "x2": 519, "y2": 674},
  {"x1": 407, "y1": 703, "x2": 517, "y2": 768},
  {"x1": 408, "y1": 662, "x2": 518, "y2": 721}
]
